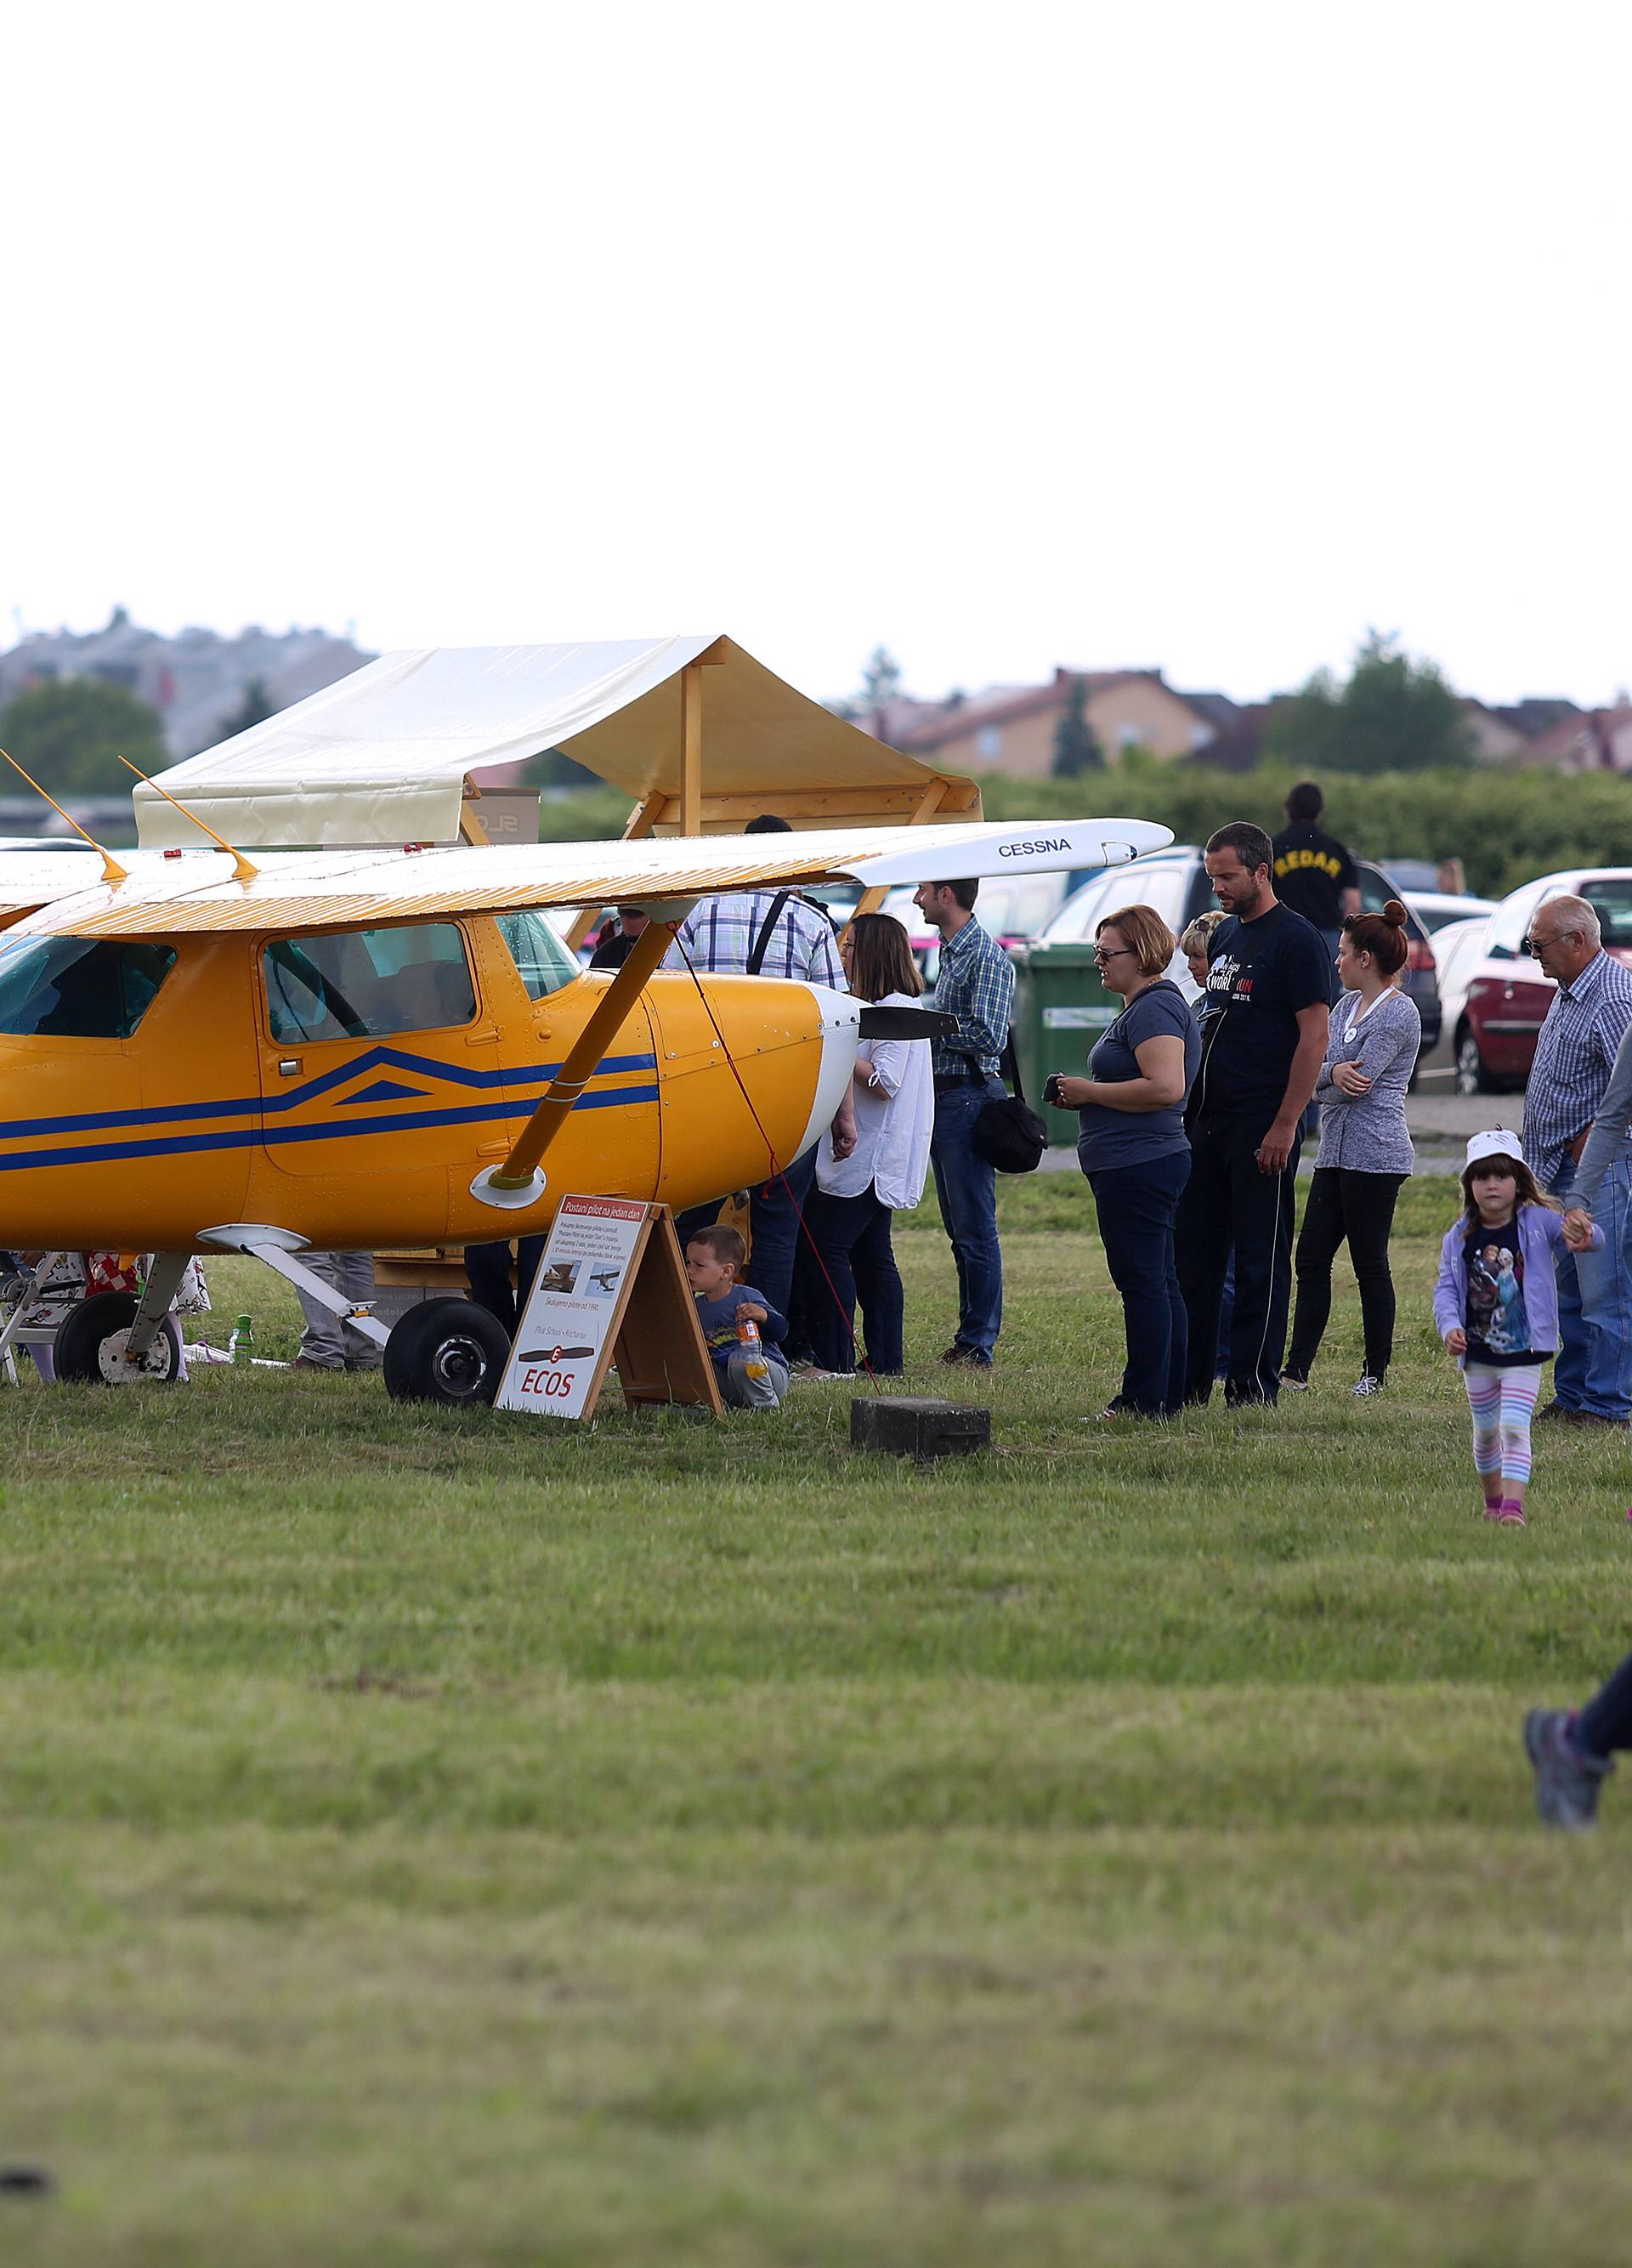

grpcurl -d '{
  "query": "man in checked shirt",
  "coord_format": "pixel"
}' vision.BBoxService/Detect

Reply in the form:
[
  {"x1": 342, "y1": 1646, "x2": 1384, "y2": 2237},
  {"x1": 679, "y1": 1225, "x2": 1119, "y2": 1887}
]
[
  {"x1": 914, "y1": 876, "x2": 1015, "y2": 1368},
  {"x1": 1522, "y1": 894, "x2": 1632, "y2": 1427}
]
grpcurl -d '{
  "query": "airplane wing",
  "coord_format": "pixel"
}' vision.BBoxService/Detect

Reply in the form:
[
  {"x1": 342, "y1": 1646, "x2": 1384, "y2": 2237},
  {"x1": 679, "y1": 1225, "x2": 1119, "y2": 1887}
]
[
  {"x1": 4, "y1": 817, "x2": 1175, "y2": 939},
  {"x1": 0, "y1": 850, "x2": 108, "y2": 921}
]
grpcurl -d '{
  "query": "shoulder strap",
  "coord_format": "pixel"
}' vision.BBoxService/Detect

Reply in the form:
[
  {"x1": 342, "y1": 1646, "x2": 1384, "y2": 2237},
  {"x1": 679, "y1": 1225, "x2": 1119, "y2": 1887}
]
[
  {"x1": 746, "y1": 891, "x2": 793, "y2": 977},
  {"x1": 999, "y1": 1027, "x2": 1028, "y2": 1103}
]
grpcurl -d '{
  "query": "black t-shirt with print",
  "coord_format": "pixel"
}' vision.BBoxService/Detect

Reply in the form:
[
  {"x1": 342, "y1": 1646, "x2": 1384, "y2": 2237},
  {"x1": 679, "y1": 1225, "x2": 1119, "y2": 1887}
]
[
  {"x1": 1461, "y1": 1218, "x2": 1545, "y2": 1365},
  {"x1": 1193, "y1": 903, "x2": 1332, "y2": 1118},
  {"x1": 1271, "y1": 824, "x2": 1357, "y2": 932}
]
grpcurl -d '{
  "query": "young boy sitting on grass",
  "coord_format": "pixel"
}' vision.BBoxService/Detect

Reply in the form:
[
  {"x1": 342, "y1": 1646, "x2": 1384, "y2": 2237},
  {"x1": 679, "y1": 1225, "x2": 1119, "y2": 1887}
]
[{"x1": 684, "y1": 1224, "x2": 790, "y2": 1409}]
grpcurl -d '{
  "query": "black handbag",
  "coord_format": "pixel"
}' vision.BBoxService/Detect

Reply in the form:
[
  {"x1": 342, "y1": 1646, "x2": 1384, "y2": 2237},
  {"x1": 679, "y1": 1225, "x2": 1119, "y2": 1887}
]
[{"x1": 972, "y1": 1032, "x2": 1048, "y2": 1174}]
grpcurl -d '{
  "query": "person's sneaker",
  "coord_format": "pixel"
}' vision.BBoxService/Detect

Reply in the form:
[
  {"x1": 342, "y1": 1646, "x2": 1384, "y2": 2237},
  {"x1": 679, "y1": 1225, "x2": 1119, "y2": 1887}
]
[
  {"x1": 1352, "y1": 1375, "x2": 1386, "y2": 1398},
  {"x1": 1524, "y1": 1708, "x2": 1613, "y2": 1829},
  {"x1": 939, "y1": 1343, "x2": 993, "y2": 1369},
  {"x1": 1281, "y1": 1373, "x2": 1311, "y2": 1392},
  {"x1": 1534, "y1": 1401, "x2": 1573, "y2": 1424},
  {"x1": 1567, "y1": 1409, "x2": 1619, "y2": 1429}
]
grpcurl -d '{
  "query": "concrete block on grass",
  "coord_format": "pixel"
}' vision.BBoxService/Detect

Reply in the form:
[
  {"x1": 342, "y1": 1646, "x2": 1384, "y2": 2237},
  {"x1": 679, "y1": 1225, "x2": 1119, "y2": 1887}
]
[{"x1": 850, "y1": 1395, "x2": 991, "y2": 1463}]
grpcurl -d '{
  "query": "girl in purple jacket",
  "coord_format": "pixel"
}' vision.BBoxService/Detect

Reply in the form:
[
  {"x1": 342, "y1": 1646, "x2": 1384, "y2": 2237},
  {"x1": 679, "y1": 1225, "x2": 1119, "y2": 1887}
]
[{"x1": 1434, "y1": 1131, "x2": 1604, "y2": 1528}]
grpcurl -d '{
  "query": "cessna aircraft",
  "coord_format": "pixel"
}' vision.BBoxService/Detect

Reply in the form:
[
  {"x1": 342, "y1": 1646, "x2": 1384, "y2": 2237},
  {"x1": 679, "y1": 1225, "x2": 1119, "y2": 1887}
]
[{"x1": 0, "y1": 814, "x2": 1170, "y2": 1401}]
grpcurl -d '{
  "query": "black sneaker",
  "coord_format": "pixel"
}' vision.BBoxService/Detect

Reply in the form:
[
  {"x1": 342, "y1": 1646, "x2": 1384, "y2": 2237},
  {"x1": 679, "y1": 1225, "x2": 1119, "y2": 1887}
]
[
  {"x1": 1523, "y1": 1709, "x2": 1613, "y2": 1830},
  {"x1": 940, "y1": 1343, "x2": 994, "y2": 1369}
]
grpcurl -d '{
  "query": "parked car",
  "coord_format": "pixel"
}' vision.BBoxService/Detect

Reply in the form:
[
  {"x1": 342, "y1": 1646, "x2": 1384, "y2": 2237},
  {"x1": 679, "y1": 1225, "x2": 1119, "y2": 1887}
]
[
  {"x1": 1414, "y1": 914, "x2": 1492, "y2": 1080},
  {"x1": 1453, "y1": 868, "x2": 1632, "y2": 1093},
  {"x1": 1039, "y1": 846, "x2": 1442, "y2": 1049},
  {"x1": 1402, "y1": 888, "x2": 1498, "y2": 935}
]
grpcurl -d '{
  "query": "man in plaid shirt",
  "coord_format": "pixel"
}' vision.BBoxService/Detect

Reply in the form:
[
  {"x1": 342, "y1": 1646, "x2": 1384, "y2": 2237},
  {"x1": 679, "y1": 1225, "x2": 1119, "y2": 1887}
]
[
  {"x1": 663, "y1": 892, "x2": 845, "y2": 987},
  {"x1": 1522, "y1": 894, "x2": 1632, "y2": 1426},
  {"x1": 662, "y1": 818, "x2": 853, "y2": 1341},
  {"x1": 914, "y1": 876, "x2": 1015, "y2": 1367}
]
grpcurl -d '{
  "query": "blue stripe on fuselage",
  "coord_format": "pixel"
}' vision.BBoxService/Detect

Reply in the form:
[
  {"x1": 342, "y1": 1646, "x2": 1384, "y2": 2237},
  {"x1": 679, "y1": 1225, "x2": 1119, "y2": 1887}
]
[
  {"x1": 0, "y1": 1081, "x2": 660, "y2": 1174},
  {"x1": 0, "y1": 1045, "x2": 658, "y2": 1142}
]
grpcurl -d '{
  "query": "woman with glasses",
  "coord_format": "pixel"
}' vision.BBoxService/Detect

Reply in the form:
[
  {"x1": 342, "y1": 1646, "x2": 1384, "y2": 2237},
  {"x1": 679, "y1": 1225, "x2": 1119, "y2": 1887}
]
[{"x1": 1047, "y1": 905, "x2": 1202, "y2": 1417}]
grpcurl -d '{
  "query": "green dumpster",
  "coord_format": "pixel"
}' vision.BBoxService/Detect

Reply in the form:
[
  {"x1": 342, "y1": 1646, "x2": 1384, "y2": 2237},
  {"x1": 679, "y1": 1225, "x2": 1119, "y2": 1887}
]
[{"x1": 1012, "y1": 941, "x2": 1124, "y2": 1148}]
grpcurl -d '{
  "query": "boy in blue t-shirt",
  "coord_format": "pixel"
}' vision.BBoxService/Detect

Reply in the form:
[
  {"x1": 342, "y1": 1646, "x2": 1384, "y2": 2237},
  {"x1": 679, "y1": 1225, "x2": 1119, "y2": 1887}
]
[{"x1": 685, "y1": 1223, "x2": 790, "y2": 1409}]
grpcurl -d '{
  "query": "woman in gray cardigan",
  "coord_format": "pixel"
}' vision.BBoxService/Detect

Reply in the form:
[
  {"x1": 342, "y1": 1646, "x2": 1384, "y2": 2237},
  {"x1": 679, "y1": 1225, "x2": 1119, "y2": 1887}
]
[{"x1": 1284, "y1": 902, "x2": 1420, "y2": 1395}]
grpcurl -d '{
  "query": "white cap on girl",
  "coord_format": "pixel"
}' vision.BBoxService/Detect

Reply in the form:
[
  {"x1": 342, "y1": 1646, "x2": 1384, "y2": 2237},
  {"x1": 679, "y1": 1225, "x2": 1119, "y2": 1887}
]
[{"x1": 1465, "y1": 1129, "x2": 1522, "y2": 1168}]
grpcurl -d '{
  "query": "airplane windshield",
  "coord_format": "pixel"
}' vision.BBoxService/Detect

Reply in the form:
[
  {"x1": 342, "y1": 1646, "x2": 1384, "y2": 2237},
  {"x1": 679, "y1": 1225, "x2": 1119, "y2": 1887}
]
[
  {"x1": 0, "y1": 935, "x2": 177, "y2": 1039},
  {"x1": 494, "y1": 910, "x2": 581, "y2": 1001},
  {"x1": 263, "y1": 922, "x2": 478, "y2": 1042}
]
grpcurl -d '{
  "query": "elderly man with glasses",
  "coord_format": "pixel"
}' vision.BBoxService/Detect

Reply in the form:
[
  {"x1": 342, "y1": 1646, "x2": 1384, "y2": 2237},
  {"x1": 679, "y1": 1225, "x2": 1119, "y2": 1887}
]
[{"x1": 1522, "y1": 895, "x2": 1632, "y2": 1427}]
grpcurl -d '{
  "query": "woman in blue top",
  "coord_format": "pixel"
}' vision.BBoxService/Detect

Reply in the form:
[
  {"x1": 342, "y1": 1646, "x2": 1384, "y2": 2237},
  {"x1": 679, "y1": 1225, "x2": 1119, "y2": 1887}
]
[{"x1": 1050, "y1": 904, "x2": 1202, "y2": 1418}]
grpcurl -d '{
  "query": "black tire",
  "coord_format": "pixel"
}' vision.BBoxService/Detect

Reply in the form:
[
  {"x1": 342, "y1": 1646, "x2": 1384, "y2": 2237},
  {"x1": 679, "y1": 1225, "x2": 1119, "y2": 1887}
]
[
  {"x1": 54, "y1": 1291, "x2": 183, "y2": 1384},
  {"x1": 383, "y1": 1296, "x2": 511, "y2": 1406},
  {"x1": 1454, "y1": 1025, "x2": 1494, "y2": 1097}
]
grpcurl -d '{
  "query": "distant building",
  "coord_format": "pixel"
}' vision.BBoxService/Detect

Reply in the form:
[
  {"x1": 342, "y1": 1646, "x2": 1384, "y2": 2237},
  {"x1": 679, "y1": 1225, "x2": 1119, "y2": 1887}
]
[
  {"x1": 1458, "y1": 696, "x2": 1586, "y2": 764},
  {"x1": 0, "y1": 609, "x2": 373, "y2": 757},
  {"x1": 863, "y1": 666, "x2": 1241, "y2": 776}
]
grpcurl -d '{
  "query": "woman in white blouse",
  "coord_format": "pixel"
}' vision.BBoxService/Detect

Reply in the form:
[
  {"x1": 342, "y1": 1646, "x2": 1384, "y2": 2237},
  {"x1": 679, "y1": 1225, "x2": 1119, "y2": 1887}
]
[{"x1": 807, "y1": 915, "x2": 935, "y2": 1375}]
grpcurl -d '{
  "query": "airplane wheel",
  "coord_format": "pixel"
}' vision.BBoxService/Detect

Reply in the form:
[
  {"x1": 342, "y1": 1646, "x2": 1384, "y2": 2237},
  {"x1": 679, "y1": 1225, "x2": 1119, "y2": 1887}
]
[
  {"x1": 54, "y1": 1293, "x2": 184, "y2": 1385},
  {"x1": 383, "y1": 1297, "x2": 510, "y2": 1407}
]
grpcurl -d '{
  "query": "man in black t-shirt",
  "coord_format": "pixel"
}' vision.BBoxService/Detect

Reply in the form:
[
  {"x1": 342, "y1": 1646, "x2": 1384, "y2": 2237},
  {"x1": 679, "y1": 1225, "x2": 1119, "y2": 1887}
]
[
  {"x1": 1176, "y1": 820, "x2": 1332, "y2": 1404},
  {"x1": 1272, "y1": 780, "x2": 1359, "y2": 941}
]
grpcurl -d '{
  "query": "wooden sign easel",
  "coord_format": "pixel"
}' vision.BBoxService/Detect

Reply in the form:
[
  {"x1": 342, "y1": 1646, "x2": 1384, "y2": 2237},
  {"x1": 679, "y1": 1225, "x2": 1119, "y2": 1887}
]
[{"x1": 496, "y1": 1199, "x2": 722, "y2": 1422}]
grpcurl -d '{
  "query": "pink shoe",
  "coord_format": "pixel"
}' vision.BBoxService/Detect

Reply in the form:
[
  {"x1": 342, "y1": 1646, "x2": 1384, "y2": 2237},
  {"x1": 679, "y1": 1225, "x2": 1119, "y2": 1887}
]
[{"x1": 1499, "y1": 1506, "x2": 1527, "y2": 1528}]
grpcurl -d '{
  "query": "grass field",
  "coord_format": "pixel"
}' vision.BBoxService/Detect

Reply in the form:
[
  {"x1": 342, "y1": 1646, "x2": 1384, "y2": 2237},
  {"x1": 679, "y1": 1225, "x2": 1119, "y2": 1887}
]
[{"x1": 3, "y1": 1174, "x2": 1630, "y2": 2265}]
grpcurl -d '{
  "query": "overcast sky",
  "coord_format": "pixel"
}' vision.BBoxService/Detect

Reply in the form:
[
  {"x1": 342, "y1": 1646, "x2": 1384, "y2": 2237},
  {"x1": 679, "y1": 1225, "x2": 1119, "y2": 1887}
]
[{"x1": 8, "y1": 2, "x2": 1629, "y2": 714}]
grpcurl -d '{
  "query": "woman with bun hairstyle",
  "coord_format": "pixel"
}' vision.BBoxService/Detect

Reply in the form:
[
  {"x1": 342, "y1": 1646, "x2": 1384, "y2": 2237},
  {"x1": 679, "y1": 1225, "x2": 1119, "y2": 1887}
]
[{"x1": 1283, "y1": 900, "x2": 1421, "y2": 1396}]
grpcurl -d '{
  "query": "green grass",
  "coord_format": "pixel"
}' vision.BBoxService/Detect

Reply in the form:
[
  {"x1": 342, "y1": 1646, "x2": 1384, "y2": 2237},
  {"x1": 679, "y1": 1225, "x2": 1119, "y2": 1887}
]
[{"x1": 1, "y1": 1175, "x2": 1629, "y2": 2265}]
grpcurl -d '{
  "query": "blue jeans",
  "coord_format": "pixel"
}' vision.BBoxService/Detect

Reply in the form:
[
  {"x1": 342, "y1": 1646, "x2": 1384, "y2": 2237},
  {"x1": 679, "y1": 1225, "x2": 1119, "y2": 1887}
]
[
  {"x1": 1087, "y1": 1148, "x2": 1192, "y2": 1415},
  {"x1": 931, "y1": 1081, "x2": 1003, "y2": 1357},
  {"x1": 804, "y1": 1186, "x2": 904, "y2": 1374},
  {"x1": 1550, "y1": 1157, "x2": 1632, "y2": 1420}
]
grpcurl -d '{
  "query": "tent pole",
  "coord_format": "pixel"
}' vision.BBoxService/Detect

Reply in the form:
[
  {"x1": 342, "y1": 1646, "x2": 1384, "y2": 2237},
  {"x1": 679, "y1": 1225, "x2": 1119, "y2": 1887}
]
[
  {"x1": 844, "y1": 776, "x2": 951, "y2": 929},
  {"x1": 680, "y1": 663, "x2": 704, "y2": 836}
]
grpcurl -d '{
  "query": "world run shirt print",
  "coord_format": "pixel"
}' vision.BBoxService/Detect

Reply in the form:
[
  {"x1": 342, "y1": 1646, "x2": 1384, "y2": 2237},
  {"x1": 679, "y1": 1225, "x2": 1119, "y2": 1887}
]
[{"x1": 1193, "y1": 903, "x2": 1333, "y2": 1118}]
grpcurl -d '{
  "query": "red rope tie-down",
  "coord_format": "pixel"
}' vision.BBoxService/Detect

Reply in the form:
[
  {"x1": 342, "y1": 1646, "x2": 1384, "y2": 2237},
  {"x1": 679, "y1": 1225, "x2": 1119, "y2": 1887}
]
[{"x1": 670, "y1": 930, "x2": 880, "y2": 1394}]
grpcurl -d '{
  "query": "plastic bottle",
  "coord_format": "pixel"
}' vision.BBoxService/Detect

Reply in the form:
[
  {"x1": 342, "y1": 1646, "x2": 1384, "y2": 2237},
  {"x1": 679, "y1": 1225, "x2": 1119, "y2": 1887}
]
[
  {"x1": 737, "y1": 1316, "x2": 769, "y2": 1381},
  {"x1": 230, "y1": 1313, "x2": 254, "y2": 1365}
]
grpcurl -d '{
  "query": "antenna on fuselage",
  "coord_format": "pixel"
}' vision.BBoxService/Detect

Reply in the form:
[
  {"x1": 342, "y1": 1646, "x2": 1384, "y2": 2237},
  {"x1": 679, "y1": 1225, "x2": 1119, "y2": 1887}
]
[
  {"x1": 115, "y1": 754, "x2": 259, "y2": 882},
  {"x1": 0, "y1": 746, "x2": 128, "y2": 884}
]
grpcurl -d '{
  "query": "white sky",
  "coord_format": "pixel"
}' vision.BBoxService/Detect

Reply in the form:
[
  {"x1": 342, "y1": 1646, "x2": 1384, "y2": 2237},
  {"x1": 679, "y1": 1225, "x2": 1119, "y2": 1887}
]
[{"x1": 7, "y1": 1, "x2": 1630, "y2": 712}]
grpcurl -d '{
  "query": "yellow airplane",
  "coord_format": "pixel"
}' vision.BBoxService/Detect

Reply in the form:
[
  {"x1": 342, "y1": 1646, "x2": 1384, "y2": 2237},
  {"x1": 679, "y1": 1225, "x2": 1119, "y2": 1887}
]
[{"x1": 0, "y1": 814, "x2": 1170, "y2": 1401}]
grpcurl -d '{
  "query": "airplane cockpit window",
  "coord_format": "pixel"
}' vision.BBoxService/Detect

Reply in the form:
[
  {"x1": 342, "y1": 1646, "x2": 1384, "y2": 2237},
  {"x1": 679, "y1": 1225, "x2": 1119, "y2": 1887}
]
[
  {"x1": 0, "y1": 936, "x2": 177, "y2": 1039},
  {"x1": 494, "y1": 910, "x2": 581, "y2": 1001},
  {"x1": 263, "y1": 923, "x2": 477, "y2": 1042}
]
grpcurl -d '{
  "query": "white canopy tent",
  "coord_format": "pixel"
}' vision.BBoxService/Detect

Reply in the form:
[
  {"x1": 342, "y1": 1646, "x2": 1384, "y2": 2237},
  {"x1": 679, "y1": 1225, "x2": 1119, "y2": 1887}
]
[{"x1": 134, "y1": 636, "x2": 981, "y2": 852}]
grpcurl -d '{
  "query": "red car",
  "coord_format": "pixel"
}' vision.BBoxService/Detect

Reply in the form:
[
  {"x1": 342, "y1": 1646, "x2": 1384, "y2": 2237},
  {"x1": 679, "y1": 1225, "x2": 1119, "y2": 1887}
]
[{"x1": 1455, "y1": 868, "x2": 1632, "y2": 1093}]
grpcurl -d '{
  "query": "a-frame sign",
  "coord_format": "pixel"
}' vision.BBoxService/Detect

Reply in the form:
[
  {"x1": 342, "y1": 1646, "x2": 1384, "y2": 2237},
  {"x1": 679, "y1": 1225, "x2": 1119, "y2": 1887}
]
[{"x1": 495, "y1": 1197, "x2": 722, "y2": 1422}]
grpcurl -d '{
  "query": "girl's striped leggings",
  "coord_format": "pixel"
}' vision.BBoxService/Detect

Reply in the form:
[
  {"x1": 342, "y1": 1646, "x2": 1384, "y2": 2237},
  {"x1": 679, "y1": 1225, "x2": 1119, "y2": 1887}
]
[{"x1": 1463, "y1": 1360, "x2": 1544, "y2": 1487}]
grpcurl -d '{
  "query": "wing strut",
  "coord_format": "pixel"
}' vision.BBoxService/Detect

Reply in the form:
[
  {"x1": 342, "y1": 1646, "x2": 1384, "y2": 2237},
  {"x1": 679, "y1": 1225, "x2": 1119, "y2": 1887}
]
[{"x1": 469, "y1": 914, "x2": 680, "y2": 1211}]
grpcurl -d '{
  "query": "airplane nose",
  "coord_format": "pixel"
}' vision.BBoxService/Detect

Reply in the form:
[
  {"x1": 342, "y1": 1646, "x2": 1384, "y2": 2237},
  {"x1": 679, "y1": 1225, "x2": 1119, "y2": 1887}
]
[{"x1": 796, "y1": 984, "x2": 861, "y2": 1158}]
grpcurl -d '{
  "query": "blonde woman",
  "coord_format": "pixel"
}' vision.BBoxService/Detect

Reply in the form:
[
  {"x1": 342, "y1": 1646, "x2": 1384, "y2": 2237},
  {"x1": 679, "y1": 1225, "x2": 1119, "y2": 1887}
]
[{"x1": 1047, "y1": 903, "x2": 1202, "y2": 1418}]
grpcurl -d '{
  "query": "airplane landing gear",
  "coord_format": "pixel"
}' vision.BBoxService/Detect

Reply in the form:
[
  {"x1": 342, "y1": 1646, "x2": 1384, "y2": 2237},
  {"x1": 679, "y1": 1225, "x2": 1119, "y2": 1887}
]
[
  {"x1": 383, "y1": 1297, "x2": 510, "y2": 1406},
  {"x1": 54, "y1": 1292, "x2": 184, "y2": 1384}
]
